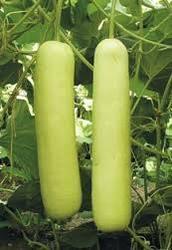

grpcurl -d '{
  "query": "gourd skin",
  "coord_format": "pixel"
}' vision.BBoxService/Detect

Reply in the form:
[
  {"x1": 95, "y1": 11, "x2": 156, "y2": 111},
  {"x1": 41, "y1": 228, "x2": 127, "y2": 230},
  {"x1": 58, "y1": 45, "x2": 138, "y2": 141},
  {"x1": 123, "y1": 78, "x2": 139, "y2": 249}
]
[
  {"x1": 92, "y1": 39, "x2": 131, "y2": 232},
  {"x1": 35, "y1": 41, "x2": 82, "y2": 219}
]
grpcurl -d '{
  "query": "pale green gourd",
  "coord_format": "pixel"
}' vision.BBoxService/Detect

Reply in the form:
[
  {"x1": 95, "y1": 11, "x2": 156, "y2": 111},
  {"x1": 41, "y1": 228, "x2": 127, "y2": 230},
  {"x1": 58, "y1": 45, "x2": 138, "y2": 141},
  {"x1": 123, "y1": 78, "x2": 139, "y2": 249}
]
[
  {"x1": 92, "y1": 39, "x2": 131, "y2": 232},
  {"x1": 34, "y1": 41, "x2": 82, "y2": 219}
]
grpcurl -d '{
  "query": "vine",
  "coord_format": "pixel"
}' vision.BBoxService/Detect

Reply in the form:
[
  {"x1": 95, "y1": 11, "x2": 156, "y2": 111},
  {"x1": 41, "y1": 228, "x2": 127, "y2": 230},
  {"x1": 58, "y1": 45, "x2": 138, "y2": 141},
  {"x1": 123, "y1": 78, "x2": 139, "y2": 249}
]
[
  {"x1": 8, "y1": 0, "x2": 41, "y2": 35},
  {"x1": 92, "y1": 0, "x2": 172, "y2": 49},
  {"x1": 54, "y1": 0, "x2": 64, "y2": 41},
  {"x1": 109, "y1": 0, "x2": 117, "y2": 38}
]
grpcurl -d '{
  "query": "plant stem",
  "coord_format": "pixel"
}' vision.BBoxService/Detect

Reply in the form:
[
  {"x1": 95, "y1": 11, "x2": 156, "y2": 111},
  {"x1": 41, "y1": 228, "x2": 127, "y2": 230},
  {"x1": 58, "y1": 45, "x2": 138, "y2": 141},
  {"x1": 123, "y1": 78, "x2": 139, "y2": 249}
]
[
  {"x1": 96, "y1": 239, "x2": 101, "y2": 250},
  {"x1": 131, "y1": 186, "x2": 144, "y2": 204},
  {"x1": 32, "y1": 3, "x2": 94, "y2": 71},
  {"x1": 60, "y1": 30, "x2": 94, "y2": 71},
  {"x1": 54, "y1": 0, "x2": 64, "y2": 41},
  {"x1": 51, "y1": 220, "x2": 60, "y2": 250},
  {"x1": 116, "y1": 21, "x2": 172, "y2": 49},
  {"x1": 155, "y1": 76, "x2": 172, "y2": 189},
  {"x1": 8, "y1": 0, "x2": 41, "y2": 35},
  {"x1": 166, "y1": 234, "x2": 172, "y2": 250},
  {"x1": 22, "y1": 230, "x2": 49, "y2": 250},
  {"x1": 131, "y1": 12, "x2": 172, "y2": 52},
  {"x1": 131, "y1": 137, "x2": 168, "y2": 158},
  {"x1": 34, "y1": 0, "x2": 51, "y2": 21},
  {"x1": 0, "y1": 57, "x2": 35, "y2": 126},
  {"x1": 92, "y1": 0, "x2": 172, "y2": 49},
  {"x1": 131, "y1": 77, "x2": 153, "y2": 115},
  {"x1": 143, "y1": 158, "x2": 148, "y2": 201},
  {"x1": 132, "y1": 185, "x2": 172, "y2": 231},
  {"x1": 160, "y1": 74, "x2": 172, "y2": 111},
  {"x1": 127, "y1": 227, "x2": 152, "y2": 250},
  {"x1": 155, "y1": 99, "x2": 162, "y2": 189},
  {"x1": 109, "y1": 0, "x2": 117, "y2": 38},
  {"x1": 134, "y1": 0, "x2": 143, "y2": 80},
  {"x1": 3, "y1": 205, "x2": 25, "y2": 228},
  {"x1": 142, "y1": 0, "x2": 155, "y2": 9},
  {"x1": 0, "y1": 187, "x2": 14, "y2": 192}
]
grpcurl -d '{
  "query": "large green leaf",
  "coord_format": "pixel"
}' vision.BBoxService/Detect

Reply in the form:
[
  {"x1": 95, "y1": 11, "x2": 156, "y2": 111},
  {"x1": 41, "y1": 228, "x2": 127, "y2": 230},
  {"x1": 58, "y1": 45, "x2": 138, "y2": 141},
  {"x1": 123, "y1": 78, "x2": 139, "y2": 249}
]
[
  {"x1": 0, "y1": 62, "x2": 22, "y2": 86},
  {"x1": 71, "y1": 6, "x2": 104, "y2": 47},
  {"x1": 16, "y1": 22, "x2": 53, "y2": 44},
  {"x1": 134, "y1": 201, "x2": 164, "y2": 229},
  {"x1": 130, "y1": 77, "x2": 158, "y2": 99},
  {"x1": 87, "y1": 0, "x2": 109, "y2": 16},
  {"x1": 120, "y1": 0, "x2": 140, "y2": 17},
  {"x1": 150, "y1": 9, "x2": 172, "y2": 39},
  {"x1": 73, "y1": 0, "x2": 89, "y2": 24},
  {"x1": 141, "y1": 48, "x2": 172, "y2": 78},
  {"x1": 0, "y1": 98, "x2": 38, "y2": 179}
]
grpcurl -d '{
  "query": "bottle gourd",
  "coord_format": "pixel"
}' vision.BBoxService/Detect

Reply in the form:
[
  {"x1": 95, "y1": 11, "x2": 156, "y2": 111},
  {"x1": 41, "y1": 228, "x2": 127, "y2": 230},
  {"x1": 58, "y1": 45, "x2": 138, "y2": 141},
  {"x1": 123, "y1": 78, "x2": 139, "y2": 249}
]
[
  {"x1": 34, "y1": 41, "x2": 82, "y2": 219},
  {"x1": 92, "y1": 39, "x2": 131, "y2": 232}
]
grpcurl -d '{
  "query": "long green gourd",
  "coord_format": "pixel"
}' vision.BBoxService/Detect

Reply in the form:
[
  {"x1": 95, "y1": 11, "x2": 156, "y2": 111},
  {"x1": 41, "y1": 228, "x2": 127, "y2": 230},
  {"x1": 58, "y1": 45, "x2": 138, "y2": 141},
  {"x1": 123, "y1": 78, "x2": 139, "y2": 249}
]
[
  {"x1": 34, "y1": 41, "x2": 82, "y2": 219},
  {"x1": 92, "y1": 39, "x2": 131, "y2": 232}
]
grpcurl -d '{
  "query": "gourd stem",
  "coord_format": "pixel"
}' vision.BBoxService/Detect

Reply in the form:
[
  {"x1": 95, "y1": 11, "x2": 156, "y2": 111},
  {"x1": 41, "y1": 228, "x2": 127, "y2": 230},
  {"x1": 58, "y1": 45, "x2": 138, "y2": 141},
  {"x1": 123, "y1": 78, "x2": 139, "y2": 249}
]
[
  {"x1": 33, "y1": 3, "x2": 94, "y2": 71},
  {"x1": 54, "y1": 0, "x2": 64, "y2": 41},
  {"x1": 59, "y1": 30, "x2": 94, "y2": 71},
  {"x1": 109, "y1": 0, "x2": 117, "y2": 38}
]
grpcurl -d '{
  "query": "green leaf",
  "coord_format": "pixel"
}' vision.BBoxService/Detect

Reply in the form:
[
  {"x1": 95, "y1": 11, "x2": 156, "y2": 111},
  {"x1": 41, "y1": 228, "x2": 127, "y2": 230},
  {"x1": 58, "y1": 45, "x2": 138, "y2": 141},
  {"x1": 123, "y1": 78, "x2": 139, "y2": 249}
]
[
  {"x1": 72, "y1": 19, "x2": 99, "y2": 47},
  {"x1": 0, "y1": 52, "x2": 14, "y2": 66},
  {"x1": 16, "y1": 22, "x2": 53, "y2": 44},
  {"x1": 3, "y1": 0, "x2": 32, "y2": 10},
  {"x1": 71, "y1": 10, "x2": 104, "y2": 47},
  {"x1": 2, "y1": 166, "x2": 32, "y2": 182},
  {"x1": 134, "y1": 201, "x2": 164, "y2": 229},
  {"x1": 151, "y1": 9, "x2": 172, "y2": 39},
  {"x1": 62, "y1": 223, "x2": 97, "y2": 248},
  {"x1": 0, "y1": 99, "x2": 38, "y2": 179},
  {"x1": 3, "y1": 5, "x2": 23, "y2": 22},
  {"x1": 130, "y1": 77, "x2": 158, "y2": 99},
  {"x1": 119, "y1": 0, "x2": 130, "y2": 7},
  {"x1": 157, "y1": 213, "x2": 172, "y2": 241},
  {"x1": 120, "y1": 0, "x2": 140, "y2": 17},
  {"x1": 0, "y1": 146, "x2": 8, "y2": 158},
  {"x1": 141, "y1": 48, "x2": 172, "y2": 78},
  {"x1": 154, "y1": 187, "x2": 172, "y2": 208},
  {"x1": 8, "y1": 182, "x2": 43, "y2": 213},
  {"x1": 0, "y1": 62, "x2": 22, "y2": 86},
  {"x1": 73, "y1": 0, "x2": 89, "y2": 24},
  {"x1": 87, "y1": 0, "x2": 108, "y2": 16},
  {"x1": 61, "y1": 6, "x2": 74, "y2": 30}
]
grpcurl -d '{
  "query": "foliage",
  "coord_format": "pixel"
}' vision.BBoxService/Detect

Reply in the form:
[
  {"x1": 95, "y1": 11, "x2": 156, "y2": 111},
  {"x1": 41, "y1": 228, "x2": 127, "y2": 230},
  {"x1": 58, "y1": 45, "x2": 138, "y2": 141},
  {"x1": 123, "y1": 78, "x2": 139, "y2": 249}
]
[{"x1": 0, "y1": 0, "x2": 172, "y2": 249}]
